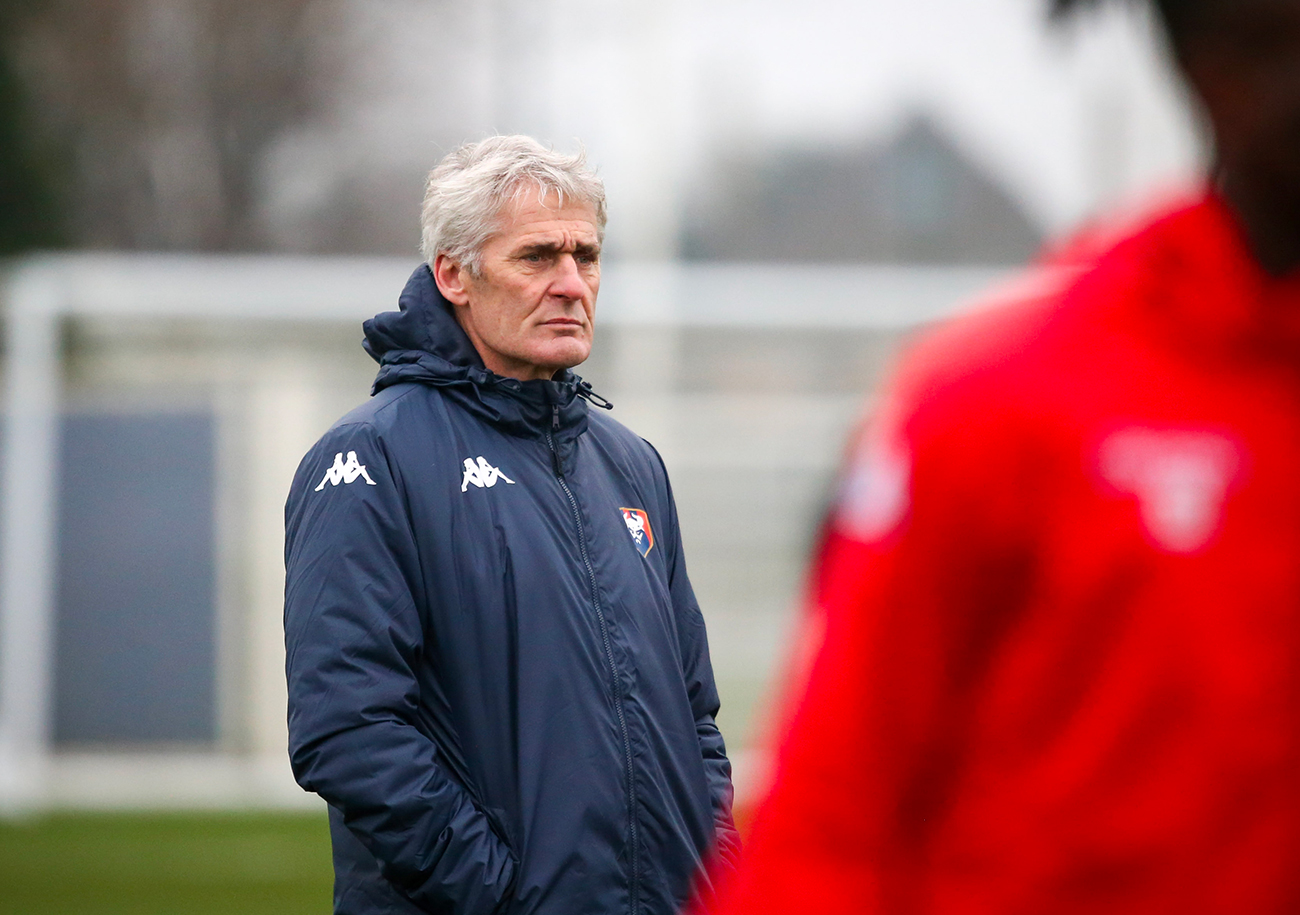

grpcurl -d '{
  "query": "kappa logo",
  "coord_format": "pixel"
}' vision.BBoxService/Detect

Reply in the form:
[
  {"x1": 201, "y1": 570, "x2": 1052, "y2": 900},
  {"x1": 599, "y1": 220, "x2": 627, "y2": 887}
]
[
  {"x1": 461, "y1": 456, "x2": 515, "y2": 492},
  {"x1": 1097, "y1": 427, "x2": 1242, "y2": 553},
  {"x1": 314, "y1": 451, "x2": 378, "y2": 491},
  {"x1": 620, "y1": 507, "x2": 654, "y2": 557}
]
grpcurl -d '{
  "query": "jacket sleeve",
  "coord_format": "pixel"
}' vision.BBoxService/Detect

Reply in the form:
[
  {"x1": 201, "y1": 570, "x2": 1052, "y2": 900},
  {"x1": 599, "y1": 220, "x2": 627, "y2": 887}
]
[
  {"x1": 284, "y1": 422, "x2": 516, "y2": 915},
  {"x1": 654, "y1": 448, "x2": 742, "y2": 873}
]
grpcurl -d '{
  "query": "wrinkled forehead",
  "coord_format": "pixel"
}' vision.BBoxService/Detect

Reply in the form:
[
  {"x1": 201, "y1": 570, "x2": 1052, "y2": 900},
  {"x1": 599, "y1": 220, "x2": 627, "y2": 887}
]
[{"x1": 489, "y1": 184, "x2": 602, "y2": 245}]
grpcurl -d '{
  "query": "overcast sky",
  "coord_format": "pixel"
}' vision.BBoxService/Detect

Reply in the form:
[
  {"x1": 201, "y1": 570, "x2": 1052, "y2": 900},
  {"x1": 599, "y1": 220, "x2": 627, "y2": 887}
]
[
  {"x1": 687, "y1": 0, "x2": 1199, "y2": 220},
  {"x1": 329, "y1": 0, "x2": 1203, "y2": 257}
]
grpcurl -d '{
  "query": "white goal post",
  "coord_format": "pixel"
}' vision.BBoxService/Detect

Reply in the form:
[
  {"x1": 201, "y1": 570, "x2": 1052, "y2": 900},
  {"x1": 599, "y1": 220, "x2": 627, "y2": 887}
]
[{"x1": 0, "y1": 253, "x2": 1004, "y2": 814}]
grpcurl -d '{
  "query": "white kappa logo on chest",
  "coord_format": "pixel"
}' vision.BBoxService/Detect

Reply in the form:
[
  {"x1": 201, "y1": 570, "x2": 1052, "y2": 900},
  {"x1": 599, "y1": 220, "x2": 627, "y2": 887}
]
[{"x1": 461, "y1": 456, "x2": 515, "y2": 492}]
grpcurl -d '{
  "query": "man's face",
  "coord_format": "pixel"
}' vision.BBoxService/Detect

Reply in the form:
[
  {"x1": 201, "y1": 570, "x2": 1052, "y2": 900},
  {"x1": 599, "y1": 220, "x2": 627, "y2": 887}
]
[{"x1": 435, "y1": 186, "x2": 601, "y2": 382}]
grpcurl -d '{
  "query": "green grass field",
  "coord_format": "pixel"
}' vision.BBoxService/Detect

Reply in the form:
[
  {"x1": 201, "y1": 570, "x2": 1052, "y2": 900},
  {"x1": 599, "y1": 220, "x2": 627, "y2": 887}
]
[{"x1": 0, "y1": 810, "x2": 334, "y2": 914}]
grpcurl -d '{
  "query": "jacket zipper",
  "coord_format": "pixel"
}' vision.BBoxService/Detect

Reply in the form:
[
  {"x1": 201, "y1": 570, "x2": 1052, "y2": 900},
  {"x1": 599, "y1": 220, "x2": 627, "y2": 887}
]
[{"x1": 548, "y1": 410, "x2": 640, "y2": 915}]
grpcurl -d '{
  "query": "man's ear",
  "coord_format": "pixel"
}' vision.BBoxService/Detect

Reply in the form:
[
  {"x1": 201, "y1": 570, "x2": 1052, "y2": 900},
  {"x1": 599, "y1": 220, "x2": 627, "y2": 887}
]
[{"x1": 433, "y1": 253, "x2": 471, "y2": 306}]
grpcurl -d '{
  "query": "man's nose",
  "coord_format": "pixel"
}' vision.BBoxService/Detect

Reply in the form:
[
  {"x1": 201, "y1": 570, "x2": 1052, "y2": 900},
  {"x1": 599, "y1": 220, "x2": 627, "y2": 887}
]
[{"x1": 549, "y1": 254, "x2": 588, "y2": 300}]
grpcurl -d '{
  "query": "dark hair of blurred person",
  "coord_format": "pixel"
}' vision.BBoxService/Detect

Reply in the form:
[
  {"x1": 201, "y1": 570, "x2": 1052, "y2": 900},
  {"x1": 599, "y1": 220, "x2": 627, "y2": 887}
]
[
  {"x1": 700, "y1": 1, "x2": 1300, "y2": 913},
  {"x1": 1056, "y1": 0, "x2": 1300, "y2": 273}
]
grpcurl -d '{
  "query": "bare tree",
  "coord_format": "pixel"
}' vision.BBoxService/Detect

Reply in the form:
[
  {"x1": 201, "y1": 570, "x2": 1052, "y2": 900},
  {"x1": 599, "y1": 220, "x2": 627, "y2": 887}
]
[
  {"x1": 0, "y1": 1, "x2": 65, "y2": 252},
  {"x1": 10, "y1": 0, "x2": 343, "y2": 251}
]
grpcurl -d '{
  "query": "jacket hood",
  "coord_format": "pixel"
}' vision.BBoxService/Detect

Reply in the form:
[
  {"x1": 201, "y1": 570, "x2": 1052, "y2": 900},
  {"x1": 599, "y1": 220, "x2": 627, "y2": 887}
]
[{"x1": 363, "y1": 265, "x2": 610, "y2": 440}]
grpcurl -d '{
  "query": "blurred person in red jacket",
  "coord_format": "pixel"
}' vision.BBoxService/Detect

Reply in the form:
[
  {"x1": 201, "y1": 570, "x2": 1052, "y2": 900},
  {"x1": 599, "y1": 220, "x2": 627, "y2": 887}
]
[{"x1": 705, "y1": 0, "x2": 1300, "y2": 912}]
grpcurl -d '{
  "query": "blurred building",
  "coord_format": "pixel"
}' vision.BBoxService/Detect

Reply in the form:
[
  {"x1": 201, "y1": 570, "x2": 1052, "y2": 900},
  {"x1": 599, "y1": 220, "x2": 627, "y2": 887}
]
[{"x1": 684, "y1": 116, "x2": 1042, "y2": 263}]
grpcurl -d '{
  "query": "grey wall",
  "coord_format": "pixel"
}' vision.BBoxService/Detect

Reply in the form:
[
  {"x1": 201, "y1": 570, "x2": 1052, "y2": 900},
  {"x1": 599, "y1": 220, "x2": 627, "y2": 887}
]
[{"x1": 53, "y1": 411, "x2": 216, "y2": 747}]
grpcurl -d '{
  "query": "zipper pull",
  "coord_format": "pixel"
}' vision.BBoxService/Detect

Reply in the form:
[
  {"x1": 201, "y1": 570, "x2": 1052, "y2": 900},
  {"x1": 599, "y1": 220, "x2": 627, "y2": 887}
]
[{"x1": 552, "y1": 404, "x2": 561, "y2": 430}]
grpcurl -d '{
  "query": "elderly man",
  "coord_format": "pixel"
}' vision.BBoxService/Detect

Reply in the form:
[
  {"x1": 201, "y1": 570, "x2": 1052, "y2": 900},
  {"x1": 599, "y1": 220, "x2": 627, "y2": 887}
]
[{"x1": 284, "y1": 136, "x2": 739, "y2": 915}]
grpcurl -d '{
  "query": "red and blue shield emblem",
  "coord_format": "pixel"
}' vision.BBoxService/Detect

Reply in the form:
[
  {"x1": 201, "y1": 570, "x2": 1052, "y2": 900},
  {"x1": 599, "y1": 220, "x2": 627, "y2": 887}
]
[{"x1": 620, "y1": 507, "x2": 654, "y2": 557}]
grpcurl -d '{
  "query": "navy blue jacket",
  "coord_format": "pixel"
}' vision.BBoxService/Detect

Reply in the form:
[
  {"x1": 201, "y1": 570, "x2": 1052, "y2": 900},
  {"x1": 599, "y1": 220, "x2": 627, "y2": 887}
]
[{"x1": 284, "y1": 266, "x2": 739, "y2": 915}]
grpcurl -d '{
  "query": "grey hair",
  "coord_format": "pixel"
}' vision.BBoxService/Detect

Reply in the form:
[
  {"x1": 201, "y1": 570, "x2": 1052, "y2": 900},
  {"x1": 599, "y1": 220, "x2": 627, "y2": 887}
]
[{"x1": 420, "y1": 135, "x2": 607, "y2": 275}]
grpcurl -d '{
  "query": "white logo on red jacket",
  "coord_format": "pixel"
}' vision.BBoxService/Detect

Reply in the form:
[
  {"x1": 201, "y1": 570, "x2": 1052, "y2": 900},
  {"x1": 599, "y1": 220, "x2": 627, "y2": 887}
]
[
  {"x1": 1097, "y1": 428, "x2": 1242, "y2": 553},
  {"x1": 314, "y1": 451, "x2": 378, "y2": 491},
  {"x1": 835, "y1": 434, "x2": 911, "y2": 543}
]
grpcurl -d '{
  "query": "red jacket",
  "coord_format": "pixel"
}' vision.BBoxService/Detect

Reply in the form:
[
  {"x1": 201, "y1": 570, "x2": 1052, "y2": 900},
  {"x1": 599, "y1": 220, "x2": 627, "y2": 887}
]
[{"x1": 709, "y1": 193, "x2": 1300, "y2": 914}]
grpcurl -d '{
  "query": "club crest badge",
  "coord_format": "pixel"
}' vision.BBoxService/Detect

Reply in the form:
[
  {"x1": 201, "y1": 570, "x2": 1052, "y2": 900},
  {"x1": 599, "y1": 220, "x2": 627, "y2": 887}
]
[
  {"x1": 1096, "y1": 426, "x2": 1243, "y2": 553},
  {"x1": 620, "y1": 507, "x2": 654, "y2": 557}
]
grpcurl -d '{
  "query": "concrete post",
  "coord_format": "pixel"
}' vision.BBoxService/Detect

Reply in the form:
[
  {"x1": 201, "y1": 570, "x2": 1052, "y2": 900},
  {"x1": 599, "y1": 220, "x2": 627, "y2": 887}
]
[{"x1": 0, "y1": 264, "x2": 62, "y2": 814}]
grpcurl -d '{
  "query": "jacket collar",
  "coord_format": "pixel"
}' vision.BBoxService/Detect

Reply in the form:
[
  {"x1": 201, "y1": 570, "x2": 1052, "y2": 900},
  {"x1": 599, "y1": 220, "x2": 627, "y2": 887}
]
[{"x1": 363, "y1": 265, "x2": 608, "y2": 440}]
